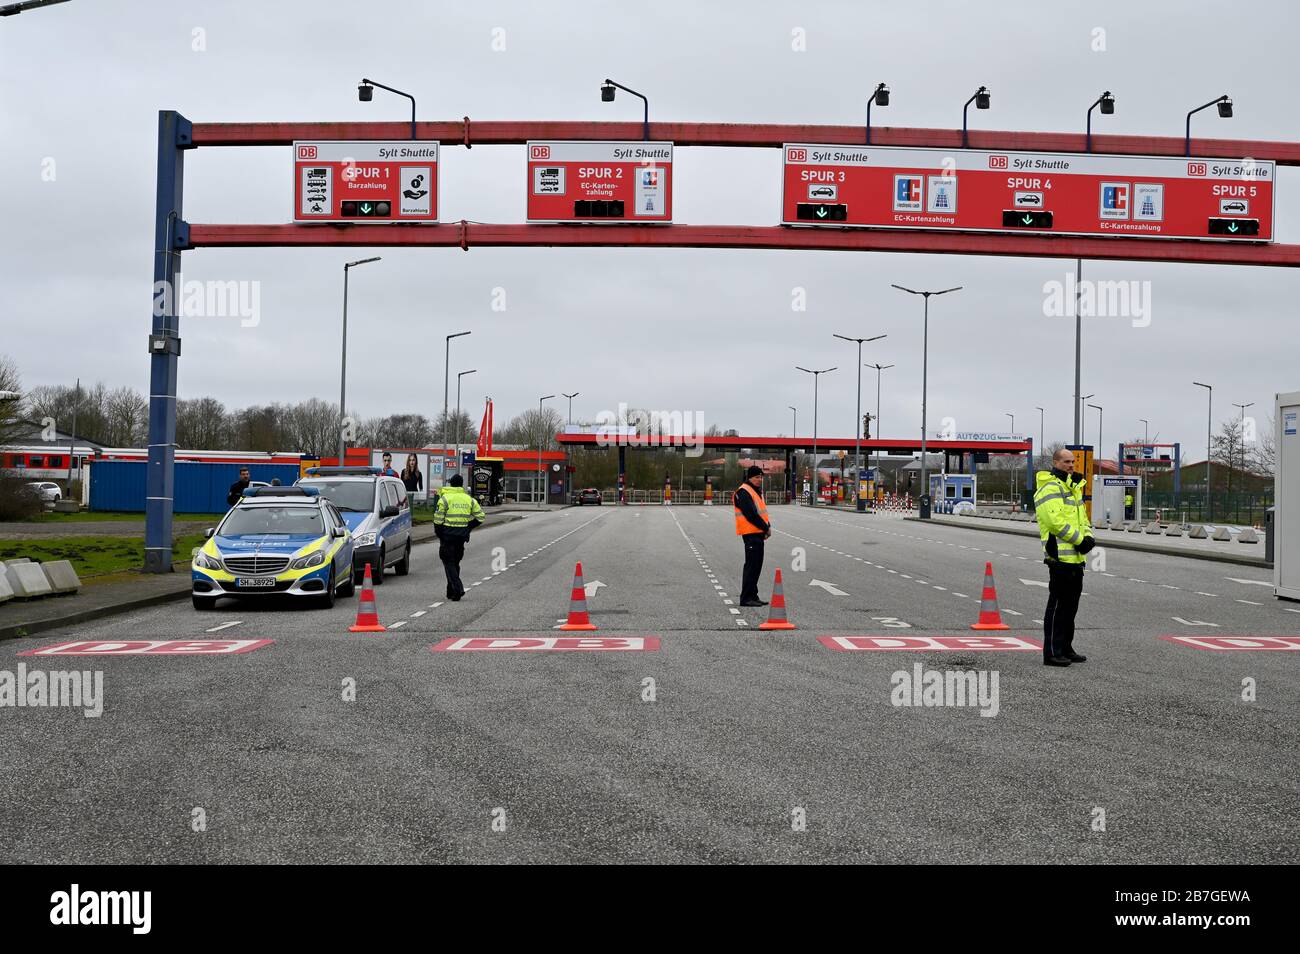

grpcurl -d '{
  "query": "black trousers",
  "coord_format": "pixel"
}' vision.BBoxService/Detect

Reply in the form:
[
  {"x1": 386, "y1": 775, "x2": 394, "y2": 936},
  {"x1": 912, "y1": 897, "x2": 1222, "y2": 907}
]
[
  {"x1": 1043, "y1": 560, "x2": 1084, "y2": 659},
  {"x1": 439, "y1": 537, "x2": 466, "y2": 599},
  {"x1": 740, "y1": 533, "x2": 765, "y2": 602}
]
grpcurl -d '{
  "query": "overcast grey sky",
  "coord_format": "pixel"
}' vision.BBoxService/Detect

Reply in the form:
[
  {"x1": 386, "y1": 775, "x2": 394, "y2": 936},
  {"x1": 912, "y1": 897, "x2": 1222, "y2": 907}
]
[{"x1": 2, "y1": 0, "x2": 1297, "y2": 459}]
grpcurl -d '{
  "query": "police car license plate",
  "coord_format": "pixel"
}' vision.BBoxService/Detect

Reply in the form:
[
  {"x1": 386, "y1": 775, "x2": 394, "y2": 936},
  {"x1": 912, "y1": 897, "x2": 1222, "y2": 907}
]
[{"x1": 235, "y1": 578, "x2": 276, "y2": 588}]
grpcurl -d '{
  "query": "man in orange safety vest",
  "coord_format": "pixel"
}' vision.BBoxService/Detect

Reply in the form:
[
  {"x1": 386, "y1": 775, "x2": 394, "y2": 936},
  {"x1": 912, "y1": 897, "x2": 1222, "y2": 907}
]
[{"x1": 734, "y1": 465, "x2": 772, "y2": 606}]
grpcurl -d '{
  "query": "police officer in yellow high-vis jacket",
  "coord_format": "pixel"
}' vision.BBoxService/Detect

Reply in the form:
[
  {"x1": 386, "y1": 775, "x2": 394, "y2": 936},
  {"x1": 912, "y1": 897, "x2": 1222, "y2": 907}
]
[
  {"x1": 1034, "y1": 447, "x2": 1096, "y2": 667},
  {"x1": 434, "y1": 474, "x2": 486, "y2": 601}
]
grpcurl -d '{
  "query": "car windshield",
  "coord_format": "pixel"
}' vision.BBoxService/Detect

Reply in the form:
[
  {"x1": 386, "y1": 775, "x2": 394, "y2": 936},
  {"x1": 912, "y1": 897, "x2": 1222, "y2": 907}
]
[
  {"x1": 220, "y1": 506, "x2": 323, "y2": 536},
  {"x1": 297, "y1": 479, "x2": 375, "y2": 512}
]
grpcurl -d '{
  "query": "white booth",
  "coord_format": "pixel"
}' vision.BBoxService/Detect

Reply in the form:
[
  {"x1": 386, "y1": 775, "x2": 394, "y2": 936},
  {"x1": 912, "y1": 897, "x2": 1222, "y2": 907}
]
[{"x1": 1091, "y1": 474, "x2": 1142, "y2": 525}]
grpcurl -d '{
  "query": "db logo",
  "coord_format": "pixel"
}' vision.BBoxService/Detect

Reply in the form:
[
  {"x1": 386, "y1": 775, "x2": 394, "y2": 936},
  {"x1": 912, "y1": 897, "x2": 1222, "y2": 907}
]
[
  {"x1": 988, "y1": 155, "x2": 1009, "y2": 169},
  {"x1": 1187, "y1": 161, "x2": 1207, "y2": 176},
  {"x1": 297, "y1": 145, "x2": 317, "y2": 160},
  {"x1": 787, "y1": 148, "x2": 807, "y2": 162},
  {"x1": 530, "y1": 145, "x2": 550, "y2": 160}
]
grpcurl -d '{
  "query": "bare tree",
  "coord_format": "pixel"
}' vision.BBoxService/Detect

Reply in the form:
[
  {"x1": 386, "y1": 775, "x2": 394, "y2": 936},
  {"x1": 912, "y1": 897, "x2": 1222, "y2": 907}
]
[
  {"x1": 176, "y1": 396, "x2": 231, "y2": 449},
  {"x1": 0, "y1": 354, "x2": 24, "y2": 447}
]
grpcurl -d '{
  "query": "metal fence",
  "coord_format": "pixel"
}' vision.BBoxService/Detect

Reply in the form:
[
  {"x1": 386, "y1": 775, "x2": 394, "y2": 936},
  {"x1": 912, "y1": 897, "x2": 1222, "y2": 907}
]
[{"x1": 1142, "y1": 491, "x2": 1272, "y2": 527}]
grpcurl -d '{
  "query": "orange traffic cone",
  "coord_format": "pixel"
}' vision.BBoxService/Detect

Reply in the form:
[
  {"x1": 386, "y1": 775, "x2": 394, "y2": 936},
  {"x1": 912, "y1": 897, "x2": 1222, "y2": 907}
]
[
  {"x1": 558, "y1": 561, "x2": 597, "y2": 631},
  {"x1": 349, "y1": 563, "x2": 386, "y2": 633},
  {"x1": 970, "y1": 561, "x2": 1010, "y2": 631},
  {"x1": 758, "y1": 568, "x2": 796, "y2": 631}
]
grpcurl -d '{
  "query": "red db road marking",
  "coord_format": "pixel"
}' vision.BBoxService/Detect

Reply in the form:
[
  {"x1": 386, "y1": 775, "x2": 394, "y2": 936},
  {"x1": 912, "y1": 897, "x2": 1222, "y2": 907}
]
[
  {"x1": 18, "y1": 639, "x2": 273, "y2": 656},
  {"x1": 819, "y1": 635, "x2": 1041, "y2": 652},
  {"x1": 431, "y1": 636, "x2": 660, "y2": 652},
  {"x1": 1161, "y1": 635, "x2": 1300, "y2": 652}
]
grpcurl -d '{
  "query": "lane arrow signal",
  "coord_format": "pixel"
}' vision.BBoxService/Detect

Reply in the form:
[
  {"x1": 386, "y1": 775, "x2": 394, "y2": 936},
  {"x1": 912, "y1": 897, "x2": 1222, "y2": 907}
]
[
  {"x1": 816, "y1": 207, "x2": 828, "y2": 218},
  {"x1": 1022, "y1": 214, "x2": 1034, "y2": 225},
  {"x1": 809, "y1": 579, "x2": 848, "y2": 596},
  {"x1": 360, "y1": 203, "x2": 372, "y2": 214},
  {"x1": 1019, "y1": 578, "x2": 1048, "y2": 588},
  {"x1": 584, "y1": 581, "x2": 606, "y2": 598},
  {"x1": 1228, "y1": 223, "x2": 1239, "y2": 233}
]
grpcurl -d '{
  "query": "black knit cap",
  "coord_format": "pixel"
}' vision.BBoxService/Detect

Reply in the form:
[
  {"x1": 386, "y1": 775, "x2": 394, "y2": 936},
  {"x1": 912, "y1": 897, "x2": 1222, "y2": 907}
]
[{"x1": 745, "y1": 465, "x2": 763, "y2": 479}]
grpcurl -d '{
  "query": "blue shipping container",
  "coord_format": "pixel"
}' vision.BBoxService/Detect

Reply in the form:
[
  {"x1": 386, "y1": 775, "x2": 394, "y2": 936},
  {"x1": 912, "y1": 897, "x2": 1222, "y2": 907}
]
[{"x1": 89, "y1": 460, "x2": 303, "y2": 513}]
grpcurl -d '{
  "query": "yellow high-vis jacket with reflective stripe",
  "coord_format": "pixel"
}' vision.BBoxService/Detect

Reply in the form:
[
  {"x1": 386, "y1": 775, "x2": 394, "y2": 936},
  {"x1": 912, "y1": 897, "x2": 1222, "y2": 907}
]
[
  {"x1": 433, "y1": 486, "x2": 485, "y2": 538},
  {"x1": 1034, "y1": 470, "x2": 1091, "y2": 565}
]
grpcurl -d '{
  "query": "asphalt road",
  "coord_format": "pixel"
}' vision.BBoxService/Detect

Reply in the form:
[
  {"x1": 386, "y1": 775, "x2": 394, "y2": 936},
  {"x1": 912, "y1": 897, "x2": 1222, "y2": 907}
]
[{"x1": 2, "y1": 505, "x2": 1296, "y2": 864}]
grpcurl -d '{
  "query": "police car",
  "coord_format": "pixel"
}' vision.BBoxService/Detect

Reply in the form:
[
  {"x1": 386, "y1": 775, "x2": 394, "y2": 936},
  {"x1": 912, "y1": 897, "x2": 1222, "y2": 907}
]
[
  {"x1": 297, "y1": 467, "x2": 412, "y2": 584},
  {"x1": 191, "y1": 485, "x2": 355, "y2": 610}
]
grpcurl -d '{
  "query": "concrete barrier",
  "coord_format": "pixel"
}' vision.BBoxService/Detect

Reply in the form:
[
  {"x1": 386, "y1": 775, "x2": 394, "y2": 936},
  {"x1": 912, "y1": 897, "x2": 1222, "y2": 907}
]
[
  {"x1": 1145, "y1": 522, "x2": 1164, "y2": 534},
  {"x1": 5, "y1": 562, "x2": 53, "y2": 599},
  {"x1": 1109, "y1": 520, "x2": 1127, "y2": 531},
  {"x1": 1188, "y1": 525, "x2": 1208, "y2": 539},
  {"x1": 42, "y1": 560, "x2": 81, "y2": 595},
  {"x1": 4, "y1": 558, "x2": 31, "y2": 566},
  {"x1": 1126, "y1": 521, "x2": 1144, "y2": 533},
  {"x1": 0, "y1": 573, "x2": 13, "y2": 605},
  {"x1": 1212, "y1": 527, "x2": 1232, "y2": 541},
  {"x1": 1164, "y1": 525, "x2": 1184, "y2": 537},
  {"x1": 1237, "y1": 528, "x2": 1259, "y2": 544}
]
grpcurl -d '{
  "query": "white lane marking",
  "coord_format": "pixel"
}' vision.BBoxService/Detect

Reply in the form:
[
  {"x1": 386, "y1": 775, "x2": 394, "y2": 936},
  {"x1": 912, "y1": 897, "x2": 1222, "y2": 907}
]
[
  {"x1": 429, "y1": 602, "x2": 443, "y2": 608},
  {"x1": 1225, "y1": 577, "x2": 1273, "y2": 587},
  {"x1": 390, "y1": 620, "x2": 407, "y2": 629},
  {"x1": 1235, "y1": 599, "x2": 1263, "y2": 606},
  {"x1": 1002, "y1": 609, "x2": 1023, "y2": 616},
  {"x1": 953, "y1": 593, "x2": 969, "y2": 598},
  {"x1": 1033, "y1": 618, "x2": 1043, "y2": 624},
  {"x1": 1195, "y1": 592, "x2": 1218, "y2": 598},
  {"x1": 1019, "y1": 578, "x2": 1048, "y2": 588},
  {"x1": 809, "y1": 579, "x2": 849, "y2": 596},
  {"x1": 411, "y1": 611, "x2": 426, "y2": 618},
  {"x1": 932, "y1": 585, "x2": 947, "y2": 591},
  {"x1": 1172, "y1": 617, "x2": 1219, "y2": 627},
  {"x1": 205, "y1": 621, "x2": 242, "y2": 633},
  {"x1": 729, "y1": 608, "x2": 741, "y2": 615},
  {"x1": 723, "y1": 599, "x2": 734, "y2": 605}
]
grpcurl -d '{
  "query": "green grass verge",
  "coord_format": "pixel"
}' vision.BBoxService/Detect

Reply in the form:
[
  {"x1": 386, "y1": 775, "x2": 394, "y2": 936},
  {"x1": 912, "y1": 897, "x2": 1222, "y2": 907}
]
[
  {"x1": 20, "y1": 511, "x2": 226, "y2": 524},
  {"x1": 0, "y1": 533, "x2": 209, "y2": 577}
]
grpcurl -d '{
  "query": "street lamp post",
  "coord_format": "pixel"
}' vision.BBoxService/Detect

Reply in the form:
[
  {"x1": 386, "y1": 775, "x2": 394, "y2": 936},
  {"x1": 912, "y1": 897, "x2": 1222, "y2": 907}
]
[
  {"x1": 1076, "y1": 92, "x2": 1115, "y2": 445},
  {"x1": 1034, "y1": 406, "x2": 1045, "y2": 465},
  {"x1": 834, "y1": 332, "x2": 887, "y2": 511},
  {"x1": 788, "y1": 405, "x2": 797, "y2": 438},
  {"x1": 1089, "y1": 403, "x2": 1104, "y2": 465},
  {"x1": 1140, "y1": 418, "x2": 1150, "y2": 445},
  {"x1": 601, "y1": 78, "x2": 649, "y2": 141},
  {"x1": 891, "y1": 284, "x2": 963, "y2": 518},
  {"x1": 869, "y1": 363, "x2": 894, "y2": 491},
  {"x1": 538, "y1": 394, "x2": 555, "y2": 509},
  {"x1": 1232, "y1": 401, "x2": 1254, "y2": 502},
  {"x1": 1080, "y1": 393, "x2": 1095, "y2": 445},
  {"x1": 1194, "y1": 382, "x2": 1213, "y2": 519},
  {"x1": 961, "y1": 86, "x2": 990, "y2": 148},
  {"x1": 796, "y1": 367, "x2": 836, "y2": 506},
  {"x1": 442, "y1": 330, "x2": 470, "y2": 478},
  {"x1": 455, "y1": 369, "x2": 477, "y2": 478},
  {"x1": 358, "y1": 78, "x2": 417, "y2": 139},
  {"x1": 1085, "y1": 91, "x2": 1115, "y2": 153},
  {"x1": 562, "y1": 391, "x2": 579, "y2": 499},
  {"x1": 865, "y1": 82, "x2": 890, "y2": 144},
  {"x1": 1185, "y1": 95, "x2": 1233, "y2": 157},
  {"x1": 1006, "y1": 412, "x2": 1015, "y2": 434},
  {"x1": 337, "y1": 257, "x2": 381, "y2": 462}
]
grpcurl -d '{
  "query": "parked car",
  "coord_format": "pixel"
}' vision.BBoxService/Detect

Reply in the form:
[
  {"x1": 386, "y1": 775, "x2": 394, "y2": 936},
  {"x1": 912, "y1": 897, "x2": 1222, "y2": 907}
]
[
  {"x1": 577, "y1": 488, "x2": 603, "y2": 506},
  {"x1": 25, "y1": 481, "x2": 62, "y2": 504},
  {"x1": 191, "y1": 485, "x2": 354, "y2": 610},
  {"x1": 297, "y1": 467, "x2": 412, "y2": 584}
]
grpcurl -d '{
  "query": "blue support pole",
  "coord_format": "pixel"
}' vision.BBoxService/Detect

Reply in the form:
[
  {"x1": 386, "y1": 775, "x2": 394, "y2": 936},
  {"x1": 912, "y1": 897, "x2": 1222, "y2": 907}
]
[{"x1": 144, "y1": 110, "x2": 193, "y2": 572}]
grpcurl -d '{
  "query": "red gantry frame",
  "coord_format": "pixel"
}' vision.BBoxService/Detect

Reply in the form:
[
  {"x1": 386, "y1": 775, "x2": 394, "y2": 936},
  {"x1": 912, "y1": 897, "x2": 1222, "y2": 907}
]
[{"x1": 143, "y1": 113, "x2": 1300, "y2": 570}]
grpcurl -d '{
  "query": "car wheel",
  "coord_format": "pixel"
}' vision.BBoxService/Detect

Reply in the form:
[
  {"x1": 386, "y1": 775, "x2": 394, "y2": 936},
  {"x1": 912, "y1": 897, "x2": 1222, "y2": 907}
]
[
  {"x1": 337, "y1": 562, "x2": 355, "y2": 597},
  {"x1": 192, "y1": 595, "x2": 215, "y2": 611},
  {"x1": 394, "y1": 539, "x2": 411, "y2": 576},
  {"x1": 372, "y1": 548, "x2": 385, "y2": 585},
  {"x1": 318, "y1": 567, "x2": 336, "y2": 609}
]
